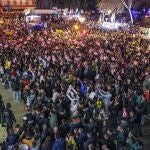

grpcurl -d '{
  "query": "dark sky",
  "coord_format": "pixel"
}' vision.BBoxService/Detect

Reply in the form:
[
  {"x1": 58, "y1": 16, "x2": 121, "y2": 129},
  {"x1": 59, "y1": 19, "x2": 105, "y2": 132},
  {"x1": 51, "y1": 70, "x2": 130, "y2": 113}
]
[{"x1": 134, "y1": 0, "x2": 150, "y2": 8}]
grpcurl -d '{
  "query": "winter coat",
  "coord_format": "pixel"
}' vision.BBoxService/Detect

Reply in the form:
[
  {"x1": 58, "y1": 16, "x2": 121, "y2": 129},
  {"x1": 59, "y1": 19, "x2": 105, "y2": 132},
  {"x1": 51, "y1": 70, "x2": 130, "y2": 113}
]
[
  {"x1": 84, "y1": 137, "x2": 96, "y2": 150},
  {"x1": 49, "y1": 113, "x2": 58, "y2": 130},
  {"x1": 4, "y1": 108, "x2": 16, "y2": 125},
  {"x1": 31, "y1": 146, "x2": 39, "y2": 150},
  {"x1": 52, "y1": 138, "x2": 65, "y2": 150},
  {"x1": 0, "y1": 99, "x2": 5, "y2": 113},
  {"x1": 11, "y1": 79, "x2": 20, "y2": 91},
  {"x1": 126, "y1": 137, "x2": 143, "y2": 150},
  {"x1": 6, "y1": 134, "x2": 17, "y2": 146},
  {"x1": 77, "y1": 131, "x2": 86, "y2": 149}
]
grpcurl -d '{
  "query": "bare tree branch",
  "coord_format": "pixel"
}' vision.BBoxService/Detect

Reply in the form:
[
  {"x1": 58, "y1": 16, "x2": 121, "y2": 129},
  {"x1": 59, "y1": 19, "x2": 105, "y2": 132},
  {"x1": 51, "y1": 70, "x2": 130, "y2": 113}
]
[
  {"x1": 120, "y1": 0, "x2": 129, "y2": 9},
  {"x1": 97, "y1": 0, "x2": 123, "y2": 14},
  {"x1": 120, "y1": 0, "x2": 133, "y2": 23}
]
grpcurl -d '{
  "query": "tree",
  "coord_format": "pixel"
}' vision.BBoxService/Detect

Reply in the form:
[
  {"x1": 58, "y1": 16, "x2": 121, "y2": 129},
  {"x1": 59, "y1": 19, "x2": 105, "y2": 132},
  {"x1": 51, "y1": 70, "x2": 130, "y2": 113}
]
[
  {"x1": 120, "y1": 0, "x2": 133, "y2": 24},
  {"x1": 97, "y1": 0, "x2": 124, "y2": 22}
]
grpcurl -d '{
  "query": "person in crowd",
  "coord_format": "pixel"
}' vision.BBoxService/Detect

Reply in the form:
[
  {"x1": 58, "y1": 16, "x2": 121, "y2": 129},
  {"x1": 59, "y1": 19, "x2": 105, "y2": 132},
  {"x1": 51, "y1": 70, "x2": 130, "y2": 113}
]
[
  {"x1": 0, "y1": 13, "x2": 149, "y2": 149},
  {"x1": 126, "y1": 132, "x2": 143, "y2": 150},
  {"x1": 3, "y1": 103, "x2": 16, "y2": 134},
  {"x1": 84, "y1": 132, "x2": 96, "y2": 150},
  {"x1": 11, "y1": 76, "x2": 20, "y2": 102},
  {"x1": 77, "y1": 127, "x2": 86, "y2": 149},
  {"x1": 21, "y1": 132, "x2": 35, "y2": 149},
  {"x1": 5, "y1": 129, "x2": 17, "y2": 150},
  {"x1": 0, "y1": 95, "x2": 5, "y2": 127}
]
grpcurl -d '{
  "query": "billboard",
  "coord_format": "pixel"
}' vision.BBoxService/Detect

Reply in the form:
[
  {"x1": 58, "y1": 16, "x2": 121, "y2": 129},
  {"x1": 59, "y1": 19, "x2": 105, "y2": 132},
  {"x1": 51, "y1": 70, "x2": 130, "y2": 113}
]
[{"x1": 0, "y1": 0, "x2": 35, "y2": 7}]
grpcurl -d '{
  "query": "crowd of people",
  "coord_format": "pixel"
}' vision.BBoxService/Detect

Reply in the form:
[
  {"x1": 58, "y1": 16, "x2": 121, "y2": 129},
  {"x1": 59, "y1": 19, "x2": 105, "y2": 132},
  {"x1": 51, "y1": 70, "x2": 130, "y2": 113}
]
[{"x1": 0, "y1": 13, "x2": 149, "y2": 150}]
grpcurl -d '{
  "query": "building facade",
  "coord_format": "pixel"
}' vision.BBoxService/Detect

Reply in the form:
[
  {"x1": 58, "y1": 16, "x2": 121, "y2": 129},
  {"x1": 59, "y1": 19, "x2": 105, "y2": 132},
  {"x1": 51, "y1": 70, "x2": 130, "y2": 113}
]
[{"x1": 0, "y1": 0, "x2": 35, "y2": 9}]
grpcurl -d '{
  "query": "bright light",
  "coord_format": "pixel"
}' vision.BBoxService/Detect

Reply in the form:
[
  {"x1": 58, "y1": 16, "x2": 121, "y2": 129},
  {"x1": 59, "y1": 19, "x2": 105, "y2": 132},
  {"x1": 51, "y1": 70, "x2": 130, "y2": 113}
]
[
  {"x1": 98, "y1": 17, "x2": 102, "y2": 23},
  {"x1": 78, "y1": 16, "x2": 85, "y2": 23},
  {"x1": 0, "y1": 20, "x2": 4, "y2": 24},
  {"x1": 29, "y1": 15, "x2": 40, "y2": 19},
  {"x1": 108, "y1": 9, "x2": 111, "y2": 14},
  {"x1": 24, "y1": 9, "x2": 30, "y2": 16},
  {"x1": 73, "y1": 24, "x2": 80, "y2": 30},
  {"x1": 26, "y1": 15, "x2": 41, "y2": 23},
  {"x1": 66, "y1": 14, "x2": 85, "y2": 23},
  {"x1": 101, "y1": 22, "x2": 123, "y2": 29},
  {"x1": 82, "y1": 30, "x2": 86, "y2": 34}
]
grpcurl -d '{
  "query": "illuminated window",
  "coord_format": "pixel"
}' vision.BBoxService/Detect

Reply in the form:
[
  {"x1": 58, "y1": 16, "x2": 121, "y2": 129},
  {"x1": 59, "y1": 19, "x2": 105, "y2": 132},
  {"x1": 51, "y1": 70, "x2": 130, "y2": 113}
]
[
  {"x1": 16, "y1": 0, "x2": 21, "y2": 5},
  {"x1": 22, "y1": 0, "x2": 26, "y2": 5}
]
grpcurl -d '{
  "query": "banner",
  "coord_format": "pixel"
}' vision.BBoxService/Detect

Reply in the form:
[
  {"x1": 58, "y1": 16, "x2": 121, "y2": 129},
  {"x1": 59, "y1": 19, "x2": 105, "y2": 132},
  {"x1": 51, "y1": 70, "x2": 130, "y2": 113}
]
[{"x1": 66, "y1": 85, "x2": 79, "y2": 102}]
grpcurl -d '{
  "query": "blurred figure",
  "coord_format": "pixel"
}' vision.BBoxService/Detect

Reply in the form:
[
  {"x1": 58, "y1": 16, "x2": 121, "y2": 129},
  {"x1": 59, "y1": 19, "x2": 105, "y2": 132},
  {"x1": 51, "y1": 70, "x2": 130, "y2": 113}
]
[
  {"x1": 3, "y1": 103, "x2": 16, "y2": 134},
  {"x1": 0, "y1": 95, "x2": 5, "y2": 127}
]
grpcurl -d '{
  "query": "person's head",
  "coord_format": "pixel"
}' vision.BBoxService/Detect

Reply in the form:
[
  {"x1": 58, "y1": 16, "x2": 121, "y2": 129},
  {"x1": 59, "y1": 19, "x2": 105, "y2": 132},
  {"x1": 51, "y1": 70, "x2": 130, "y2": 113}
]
[
  {"x1": 68, "y1": 132, "x2": 74, "y2": 139},
  {"x1": 78, "y1": 127, "x2": 84, "y2": 133},
  {"x1": 9, "y1": 128, "x2": 14, "y2": 135},
  {"x1": 73, "y1": 100, "x2": 77, "y2": 105},
  {"x1": 117, "y1": 125, "x2": 123, "y2": 132},
  {"x1": 30, "y1": 89, "x2": 34, "y2": 94},
  {"x1": 128, "y1": 131, "x2": 133, "y2": 138},
  {"x1": 114, "y1": 97, "x2": 119, "y2": 103},
  {"x1": 89, "y1": 118, "x2": 94, "y2": 123},
  {"x1": 104, "y1": 133, "x2": 109, "y2": 140},
  {"x1": 103, "y1": 120, "x2": 107, "y2": 126},
  {"x1": 25, "y1": 132, "x2": 32, "y2": 139},
  {"x1": 53, "y1": 126, "x2": 58, "y2": 134},
  {"x1": 6, "y1": 103, "x2": 11, "y2": 109},
  {"x1": 73, "y1": 128, "x2": 78, "y2": 134},
  {"x1": 40, "y1": 112, "x2": 45, "y2": 118},
  {"x1": 107, "y1": 128, "x2": 113, "y2": 135},
  {"x1": 42, "y1": 124, "x2": 47, "y2": 130},
  {"x1": 26, "y1": 107, "x2": 31, "y2": 113},
  {"x1": 129, "y1": 110, "x2": 135, "y2": 117},
  {"x1": 45, "y1": 136, "x2": 51, "y2": 144},
  {"x1": 102, "y1": 144, "x2": 109, "y2": 150},
  {"x1": 13, "y1": 144, "x2": 19, "y2": 150},
  {"x1": 87, "y1": 132, "x2": 92, "y2": 138},
  {"x1": 15, "y1": 124, "x2": 20, "y2": 132},
  {"x1": 88, "y1": 143, "x2": 95, "y2": 150}
]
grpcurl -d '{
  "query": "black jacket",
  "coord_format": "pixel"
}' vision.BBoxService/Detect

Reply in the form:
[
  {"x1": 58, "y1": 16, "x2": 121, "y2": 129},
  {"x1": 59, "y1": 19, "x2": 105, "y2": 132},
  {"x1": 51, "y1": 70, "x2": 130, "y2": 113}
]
[
  {"x1": 4, "y1": 108, "x2": 16, "y2": 124},
  {"x1": 0, "y1": 99, "x2": 5, "y2": 112}
]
